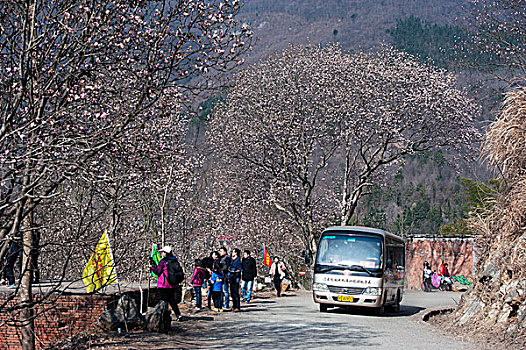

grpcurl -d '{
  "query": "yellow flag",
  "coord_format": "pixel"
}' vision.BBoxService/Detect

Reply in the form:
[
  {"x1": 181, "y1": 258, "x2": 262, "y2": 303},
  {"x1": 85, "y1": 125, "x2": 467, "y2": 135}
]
[{"x1": 82, "y1": 231, "x2": 118, "y2": 293}]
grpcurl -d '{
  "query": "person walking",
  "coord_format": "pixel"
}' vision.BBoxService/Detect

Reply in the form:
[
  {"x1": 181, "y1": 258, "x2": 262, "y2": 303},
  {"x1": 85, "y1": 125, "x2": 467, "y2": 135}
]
[
  {"x1": 241, "y1": 250, "x2": 257, "y2": 303},
  {"x1": 209, "y1": 262, "x2": 224, "y2": 312},
  {"x1": 4, "y1": 238, "x2": 22, "y2": 288},
  {"x1": 270, "y1": 256, "x2": 286, "y2": 297},
  {"x1": 190, "y1": 259, "x2": 207, "y2": 309},
  {"x1": 229, "y1": 248, "x2": 242, "y2": 312},
  {"x1": 202, "y1": 252, "x2": 215, "y2": 309},
  {"x1": 150, "y1": 246, "x2": 183, "y2": 321},
  {"x1": 219, "y1": 246, "x2": 231, "y2": 310}
]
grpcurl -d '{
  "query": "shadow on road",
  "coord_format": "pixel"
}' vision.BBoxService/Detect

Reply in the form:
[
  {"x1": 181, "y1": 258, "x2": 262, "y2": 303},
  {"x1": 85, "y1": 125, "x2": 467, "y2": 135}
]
[
  {"x1": 251, "y1": 300, "x2": 277, "y2": 304},
  {"x1": 323, "y1": 304, "x2": 425, "y2": 317},
  {"x1": 87, "y1": 330, "x2": 202, "y2": 349},
  {"x1": 183, "y1": 315, "x2": 215, "y2": 321},
  {"x1": 233, "y1": 307, "x2": 270, "y2": 313},
  {"x1": 200, "y1": 319, "x2": 380, "y2": 349}
]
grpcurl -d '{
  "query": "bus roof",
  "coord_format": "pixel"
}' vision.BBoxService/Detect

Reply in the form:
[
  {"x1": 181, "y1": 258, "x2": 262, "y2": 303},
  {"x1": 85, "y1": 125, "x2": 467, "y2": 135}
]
[{"x1": 322, "y1": 226, "x2": 404, "y2": 243}]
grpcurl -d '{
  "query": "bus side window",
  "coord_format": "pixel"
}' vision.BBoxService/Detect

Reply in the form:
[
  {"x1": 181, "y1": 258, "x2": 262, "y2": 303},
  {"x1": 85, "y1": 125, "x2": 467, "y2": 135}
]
[
  {"x1": 386, "y1": 245, "x2": 393, "y2": 269},
  {"x1": 392, "y1": 244, "x2": 404, "y2": 270},
  {"x1": 386, "y1": 238, "x2": 395, "y2": 269}
]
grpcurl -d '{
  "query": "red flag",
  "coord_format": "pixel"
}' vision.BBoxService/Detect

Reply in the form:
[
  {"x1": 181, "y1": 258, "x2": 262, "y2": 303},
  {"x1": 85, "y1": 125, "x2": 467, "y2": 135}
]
[{"x1": 262, "y1": 244, "x2": 273, "y2": 267}]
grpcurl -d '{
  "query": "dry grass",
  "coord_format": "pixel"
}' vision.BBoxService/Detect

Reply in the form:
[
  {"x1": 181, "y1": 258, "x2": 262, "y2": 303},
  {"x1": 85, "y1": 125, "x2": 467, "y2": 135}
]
[
  {"x1": 440, "y1": 86, "x2": 526, "y2": 349},
  {"x1": 484, "y1": 87, "x2": 526, "y2": 179}
]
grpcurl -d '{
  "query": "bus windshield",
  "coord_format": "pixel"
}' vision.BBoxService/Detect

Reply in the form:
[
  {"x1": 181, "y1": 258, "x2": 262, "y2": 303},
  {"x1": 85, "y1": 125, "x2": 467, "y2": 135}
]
[{"x1": 316, "y1": 234, "x2": 383, "y2": 270}]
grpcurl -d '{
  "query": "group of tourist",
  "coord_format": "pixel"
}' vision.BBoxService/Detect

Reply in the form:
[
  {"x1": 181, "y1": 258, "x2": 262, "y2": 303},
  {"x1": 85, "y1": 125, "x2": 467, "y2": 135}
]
[
  {"x1": 151, "y1": 245, "x2": 287, "y2": 320},
  {"x1": 191, "y1": 247, "x2": 257, "y2": 313}
]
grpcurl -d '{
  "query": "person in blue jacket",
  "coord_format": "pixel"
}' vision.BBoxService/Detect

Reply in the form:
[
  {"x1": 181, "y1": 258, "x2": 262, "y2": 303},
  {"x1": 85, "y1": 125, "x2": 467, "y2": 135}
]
[{"x1": 209, "y1": 262, "x2": 224, "y2": 312}]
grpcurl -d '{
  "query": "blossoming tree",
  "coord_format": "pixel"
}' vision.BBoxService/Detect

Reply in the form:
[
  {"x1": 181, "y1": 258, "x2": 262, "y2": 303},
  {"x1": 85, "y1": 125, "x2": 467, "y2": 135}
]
[
  {"x1": 208, "y1": 44, "x2": 478, "y2": 257},
  {"x1": 0, "y1": 0, "x2": 251, "y2": 348}
]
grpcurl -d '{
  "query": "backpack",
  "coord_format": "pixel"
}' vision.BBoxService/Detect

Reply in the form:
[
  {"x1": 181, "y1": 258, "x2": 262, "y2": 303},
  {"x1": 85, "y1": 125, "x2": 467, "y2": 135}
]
[
  {"x1": 167, "y1": 258, "x2": 185, "y2": 285},
  {"x1": 191, "y1": 268, "x2": 205, "y2": 286}
]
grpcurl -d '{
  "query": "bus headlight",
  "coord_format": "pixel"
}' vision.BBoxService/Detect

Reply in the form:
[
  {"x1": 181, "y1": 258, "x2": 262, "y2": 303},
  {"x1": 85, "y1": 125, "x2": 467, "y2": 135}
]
[
  {"x1": 313, "y1": 282, "x2": 329, "y2": 292},
  {"x1": 362, "y1": 287, "x2": 382, "y2": 296}
]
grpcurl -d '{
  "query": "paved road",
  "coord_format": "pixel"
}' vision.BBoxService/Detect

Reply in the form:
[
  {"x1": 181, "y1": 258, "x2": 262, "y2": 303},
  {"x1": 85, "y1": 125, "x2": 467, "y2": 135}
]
[{"x1": 192, "y1": 290, "x2": 474, "y2": 350}]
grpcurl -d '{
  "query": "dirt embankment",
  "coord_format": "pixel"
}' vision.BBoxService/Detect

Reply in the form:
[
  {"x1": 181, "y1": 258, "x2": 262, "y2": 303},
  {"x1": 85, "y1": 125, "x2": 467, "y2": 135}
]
[{"x1": 430, "y1": 87, "x2": 526, "y2": 350}]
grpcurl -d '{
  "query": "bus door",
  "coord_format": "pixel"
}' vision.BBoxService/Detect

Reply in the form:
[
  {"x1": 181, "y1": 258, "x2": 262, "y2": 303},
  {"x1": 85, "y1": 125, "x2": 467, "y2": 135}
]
[{"x1": 385, "y1": 238, "x2": 405, "y2": 302}]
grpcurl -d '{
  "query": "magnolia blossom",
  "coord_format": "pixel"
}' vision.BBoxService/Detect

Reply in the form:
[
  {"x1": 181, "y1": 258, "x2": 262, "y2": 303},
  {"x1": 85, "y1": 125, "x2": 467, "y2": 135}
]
[{"x1": 464, "y1": 0, "x2": 526, "y2": 77}]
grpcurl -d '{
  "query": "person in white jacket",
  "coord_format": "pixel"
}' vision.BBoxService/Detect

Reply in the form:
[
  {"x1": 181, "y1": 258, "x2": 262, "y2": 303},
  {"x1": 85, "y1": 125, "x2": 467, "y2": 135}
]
[{"x1": 270, "y1": 256, "x2": 286, "y2": 297}]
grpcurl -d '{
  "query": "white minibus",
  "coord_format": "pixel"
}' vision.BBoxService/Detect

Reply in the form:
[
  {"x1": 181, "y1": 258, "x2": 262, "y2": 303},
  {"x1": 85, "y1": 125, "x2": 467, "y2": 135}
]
[{"x1": 312, "y1": 226, "x2": 405, "y2": 314}]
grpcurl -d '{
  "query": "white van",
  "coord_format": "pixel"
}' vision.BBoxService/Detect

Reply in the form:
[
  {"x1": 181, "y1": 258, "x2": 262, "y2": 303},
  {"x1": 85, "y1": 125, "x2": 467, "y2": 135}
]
[{"x1": 312, "y1": 226, "x2": 405, "y2": 314}]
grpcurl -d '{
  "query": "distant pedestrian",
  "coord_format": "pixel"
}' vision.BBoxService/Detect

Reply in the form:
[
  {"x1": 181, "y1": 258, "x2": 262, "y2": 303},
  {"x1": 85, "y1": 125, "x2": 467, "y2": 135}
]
[
  {"x1": 209, "y1": 262, "x2": 224, "y2": 311},
  {"x1": 229, "y1": 248, "x2": 242, "y2": 312},
  {"x1": 438, "y1": 261, "x2": 450, "y2": 277},
  {"x1": 241, "y1": 250, "x2": 257, "y2": 303},
  {"x1": 4, "y1": 238, "x2": 22, "y2": 288},
  {"x1": 150, "y1": 246, "x2": 183, "y2": 321},
  {"x1": 270, "y1": 256, "x2": 286, "y2": 297},
  {"x1": 190, "y1": 259, "x2": 207, "y2": 309},
  {"x1": 219, "y1": 246, "x2": 231, "y2": 310}
]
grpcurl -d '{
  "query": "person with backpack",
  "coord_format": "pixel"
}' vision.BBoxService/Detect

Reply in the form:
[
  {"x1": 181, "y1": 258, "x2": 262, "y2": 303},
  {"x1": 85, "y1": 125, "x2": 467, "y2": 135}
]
[
  {"x1": 190, "y1": 258, "x2": 207, "y2": 309},
  {"x1": 150, "y1": 245, "x2": 184, "y2": 321},
  {"x1": 209, "y1": 262, "x2": 224, "y2": 312}
]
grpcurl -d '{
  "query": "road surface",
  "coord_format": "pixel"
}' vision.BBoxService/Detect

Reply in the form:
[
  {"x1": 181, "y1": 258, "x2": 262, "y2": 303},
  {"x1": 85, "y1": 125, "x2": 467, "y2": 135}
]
[
  {"x1": 185, "y1": 290, "x2": 474, "y2": 350},
  {"x1": 89, "y1": 290, "x2": 475, "y2": 349}
]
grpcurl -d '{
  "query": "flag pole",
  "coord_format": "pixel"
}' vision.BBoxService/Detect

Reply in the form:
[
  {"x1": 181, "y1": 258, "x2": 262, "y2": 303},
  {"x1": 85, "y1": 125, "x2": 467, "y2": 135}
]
[
  {"x1": 106, "y1": 230, "x2": 119, "y2": 285},
  {"x1": 106, "y1": 230, "x2": 128, "y2": 332},
  {"x1": 147, "y1": 243, "x2": 160, "y2": 314},
  {"x1": 139, "y1": 268, "x2": 144, "y2": 315}
]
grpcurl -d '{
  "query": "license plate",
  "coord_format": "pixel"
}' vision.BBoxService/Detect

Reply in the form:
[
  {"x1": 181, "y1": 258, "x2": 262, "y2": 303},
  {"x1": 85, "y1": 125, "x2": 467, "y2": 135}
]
[{"x1": 337, "y1": 295, "x2": 354, "y2": 302}]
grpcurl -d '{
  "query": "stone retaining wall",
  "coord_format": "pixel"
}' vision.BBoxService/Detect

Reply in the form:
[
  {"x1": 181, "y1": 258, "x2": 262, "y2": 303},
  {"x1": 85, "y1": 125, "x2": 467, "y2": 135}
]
[{"x1": 405, "y1": 236, "x2": 475, "y2": 290}]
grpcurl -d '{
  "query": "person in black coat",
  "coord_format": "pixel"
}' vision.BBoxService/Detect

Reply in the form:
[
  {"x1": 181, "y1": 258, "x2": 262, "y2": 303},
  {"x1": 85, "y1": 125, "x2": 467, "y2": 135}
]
[
  {"x1": 241, "y1": 250, "x2": 257, "y2": 303},
  {"x1": 203, "y1": 251, "x2": 219, "y2": 309},
  {"x1": 4, "y1": 237, "x2": 22, "y2": 288}
]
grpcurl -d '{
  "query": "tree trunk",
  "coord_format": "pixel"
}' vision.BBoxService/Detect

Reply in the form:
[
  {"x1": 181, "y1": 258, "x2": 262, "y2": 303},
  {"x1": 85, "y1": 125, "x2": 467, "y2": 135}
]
[
  {"x1": 20, "y1": 204, "x2": 35, "y2": 350},
  {"x1": 21, "y1": 1, "x2": 37, "y2": 346}
]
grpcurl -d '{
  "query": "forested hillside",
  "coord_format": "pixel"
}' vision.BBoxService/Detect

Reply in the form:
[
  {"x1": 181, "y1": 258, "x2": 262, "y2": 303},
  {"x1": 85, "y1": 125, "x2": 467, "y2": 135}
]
[{"x1": 239, "y1": 0, "x2": 466, "y2": 58}]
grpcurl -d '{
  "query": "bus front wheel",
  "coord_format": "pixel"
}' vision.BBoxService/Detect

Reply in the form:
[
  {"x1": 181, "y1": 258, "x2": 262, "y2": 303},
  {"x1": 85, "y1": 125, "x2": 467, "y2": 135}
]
[
  {"x1": 376, "y1": 294, "x2": 387, "y2": 315},
  {"x1": 375, "y1": 304, "x2": 385, "y2": 316}
]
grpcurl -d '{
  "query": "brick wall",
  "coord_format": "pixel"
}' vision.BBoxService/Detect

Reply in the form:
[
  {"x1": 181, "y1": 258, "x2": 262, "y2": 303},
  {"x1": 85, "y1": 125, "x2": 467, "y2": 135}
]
[
  {"x1": 0, "y1": 293, "x2": 119, "y2": 350},
  {"x1": 405, "y1": 236, "x2": 475, "y2": 290}
]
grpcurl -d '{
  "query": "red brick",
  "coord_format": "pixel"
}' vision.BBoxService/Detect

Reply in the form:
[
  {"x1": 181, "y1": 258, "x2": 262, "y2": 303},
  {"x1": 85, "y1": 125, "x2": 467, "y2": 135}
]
[{"x1": 0, "y1": 293, "x2": 120, "y2": 350}]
